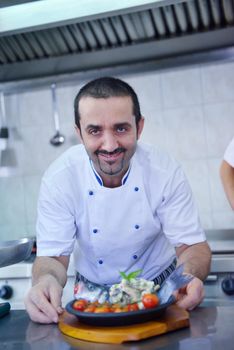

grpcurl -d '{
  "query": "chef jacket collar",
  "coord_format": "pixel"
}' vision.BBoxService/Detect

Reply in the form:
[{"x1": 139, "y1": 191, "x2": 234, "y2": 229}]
[{"x1": 89, "y1": 159, "x2": 131, "y2": 186}]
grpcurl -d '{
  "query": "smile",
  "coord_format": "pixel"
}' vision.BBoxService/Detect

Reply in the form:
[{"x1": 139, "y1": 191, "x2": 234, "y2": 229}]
[
  {"x1": 96, "y1": 148, "x2": 125, "y2": 162},
  {"x1": 98, "y1": 150, "x2": 124, "y2": 162}
]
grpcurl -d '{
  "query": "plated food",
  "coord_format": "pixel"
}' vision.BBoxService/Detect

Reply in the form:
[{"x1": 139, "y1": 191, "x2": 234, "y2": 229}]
[
  {"x1": 66, "y1": 296, "x2": 175, "y2": 326},
  {"x1": 72, "y1": 292, "x2": 159, "y2": 313},
  {"x1": 66, "y1": 270, "x2": 175, "y2": 326}
]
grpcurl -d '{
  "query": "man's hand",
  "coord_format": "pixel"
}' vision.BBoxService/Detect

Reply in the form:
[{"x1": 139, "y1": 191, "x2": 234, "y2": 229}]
[
  {"x1": 175, "y1": 276, "x2": 204, "y2": 310},
  {"x1": 24, "y1": 274, "x2": 63, "y2": 324},
  {"x1": 175, "y1": 241, "x2": 211, "y2": 310}
]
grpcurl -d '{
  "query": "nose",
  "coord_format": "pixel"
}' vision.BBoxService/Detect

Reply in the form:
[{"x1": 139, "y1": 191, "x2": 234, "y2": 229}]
[{"x1": 101, "y1": 132, "x2": 119, "y2": 152}]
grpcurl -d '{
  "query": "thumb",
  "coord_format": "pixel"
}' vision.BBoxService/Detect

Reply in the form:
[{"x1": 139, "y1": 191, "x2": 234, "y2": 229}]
[
  {"x1": 49, "y1": 284, "x2": 63, "y2": 312},
  {"x1": 173, "y1": 286, "x2": 186, "y2": 302}
]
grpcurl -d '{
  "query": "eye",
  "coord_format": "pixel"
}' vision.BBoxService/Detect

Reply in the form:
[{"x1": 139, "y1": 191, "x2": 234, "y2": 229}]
[
  {"x1": 116, "y1": 126, "x2": 126, "y2": 133},
  {"x1": 89, "y1": 129, "x2": 100, "y2": 135}
]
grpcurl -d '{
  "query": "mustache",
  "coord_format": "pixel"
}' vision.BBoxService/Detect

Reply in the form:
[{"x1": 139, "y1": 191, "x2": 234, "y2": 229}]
[{"x1": 95, "y1": 148, "x2": 126, "y2": 156}]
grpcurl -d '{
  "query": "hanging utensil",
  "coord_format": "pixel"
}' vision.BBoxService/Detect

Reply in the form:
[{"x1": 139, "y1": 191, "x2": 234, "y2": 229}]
[
  {"x1": 50, "y1": 83, "x2": 65, "y2": 146},
  {"x1": 0, "y1": 93, "x2": 17, "y2": 173},
  {"x1": 0, "y1": 92, "x2": 8, "y2": 150},
  {"x1": 0, "y1": 92, "x2": 9, "y2": 140}
]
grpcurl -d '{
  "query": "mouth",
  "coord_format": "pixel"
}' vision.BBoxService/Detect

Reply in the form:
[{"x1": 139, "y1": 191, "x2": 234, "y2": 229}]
[{"x1": 96, "y1": 148, "x2": 125, "y2": 163}]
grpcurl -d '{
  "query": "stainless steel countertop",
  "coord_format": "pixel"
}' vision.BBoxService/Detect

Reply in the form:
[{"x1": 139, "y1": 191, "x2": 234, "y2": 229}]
[
  {"x1": 0, "y1": 306, "x2": 233, "y2": 350},
  {"x1": 205, "y1": 229, "x2": 234, "y2": 253}
]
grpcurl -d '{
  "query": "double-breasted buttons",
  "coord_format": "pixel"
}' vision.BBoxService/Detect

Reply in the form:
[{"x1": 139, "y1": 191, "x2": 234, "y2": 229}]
[{"x1": 89, "y1": 190, "x2": 94, "y2": 196}]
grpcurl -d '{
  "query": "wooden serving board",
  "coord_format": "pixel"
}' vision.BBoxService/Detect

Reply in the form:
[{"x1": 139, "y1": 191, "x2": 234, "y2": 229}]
[{"x1": 59, "y1": 305, "x2": 189, "y2": 344}]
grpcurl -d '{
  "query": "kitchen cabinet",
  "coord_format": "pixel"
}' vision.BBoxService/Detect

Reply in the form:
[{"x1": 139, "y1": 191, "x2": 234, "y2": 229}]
[{"x1": 0, "y1": 306, "x2": 233, "y2": 349}]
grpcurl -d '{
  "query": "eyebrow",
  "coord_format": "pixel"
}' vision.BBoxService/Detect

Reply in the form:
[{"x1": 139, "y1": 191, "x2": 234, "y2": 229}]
[
  {"x1": 85, "y1": 124, "x2": 101, "y2": 131},
  {"x1": 114, "y1": 122, "x2": 132, "y2": 128},
  {"x1": 85, "y1": 122, "x2": 132, "y2": 131}
]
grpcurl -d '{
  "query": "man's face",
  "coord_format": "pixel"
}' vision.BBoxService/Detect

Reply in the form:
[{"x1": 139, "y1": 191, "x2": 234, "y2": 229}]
[{"x1": 76, "y1": 96, "x2": 144, "y2": 186}]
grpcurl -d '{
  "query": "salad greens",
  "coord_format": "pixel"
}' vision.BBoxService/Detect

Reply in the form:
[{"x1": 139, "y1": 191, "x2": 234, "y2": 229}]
[{"x1": 119, "y1": 269, "x2": 142, "y2": 281}]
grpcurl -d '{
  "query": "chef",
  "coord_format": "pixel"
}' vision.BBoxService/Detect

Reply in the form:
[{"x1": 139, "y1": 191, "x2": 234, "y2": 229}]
[
  {"x1": 220, "y1": 137, "x2": 234, "y2": 210},
  {"x1": 24, "y1": 77, "x2": 211, "y2": 324}
]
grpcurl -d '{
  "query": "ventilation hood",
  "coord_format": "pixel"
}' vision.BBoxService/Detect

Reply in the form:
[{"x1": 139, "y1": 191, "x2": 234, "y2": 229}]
[{"x1": 0, "y1": 0, "x2": 234, "y2": 83}]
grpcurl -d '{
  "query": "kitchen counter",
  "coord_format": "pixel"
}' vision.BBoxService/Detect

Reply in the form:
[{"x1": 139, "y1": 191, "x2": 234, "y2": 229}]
[{"x1": 0, "y1": 306, "x2": 233, "y2": 349}]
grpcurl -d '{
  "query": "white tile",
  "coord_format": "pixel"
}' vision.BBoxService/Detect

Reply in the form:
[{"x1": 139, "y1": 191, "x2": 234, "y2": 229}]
[
  {"x1": 23, "y1": 175, "x2": 41, "y2": 225},
  {"x1": 57, "y1": 84, "x2": 83, "y2": 126},
  {"x1": 161, "y1": 66, "x2": 202, "y2": 109},
  {"x1": 182, "y1": 160, "x2": 211, "y2": 212},
  {"x1": 0, "y1": 223, "x2": 28, "y2": 241},
  {"x1": 121, "y1": 71, "x2": 162, "y2": 117},
  {"x1": 199, "y1": 212, "x2": 213, "y2": 230},
  {"x1": 20, "y1": 126, "x2": 59, "y2": 175},
  {"x1": 207, "y1": 158, "x2": 232, "y2": 211},
  {"x1": 203, "y1": 102, "x2": 234, "y2": 157},
  {"x1": 17, "y1": 88, "x2": 53, "y2": 127},
  {"x1": 0, "y1": 177, "x2": 25, "y2": 225},
  {"x1": 140, "y1": 109, "x2": 167, "y2": 150},
  {"x1": 212, "y1": 211, "x2": 234, "y2": 229},
  {"x1": 0, "y1": 136, "x2": 24, "y2": 177},
  {"x1": 20, "y1": 124, "x2": 79, "y2": 176},
  {"x1": 26, "y1": 223, "x2": 37, "y2": 239},
  {"x1": 4, "y1": 93, "x2": 20, "y2": 128},
  {"x1": 201, "y1": 61, "x2": 234, "y2": 103},
  {"x1": 1, "y1": 94, "x2": 23, "y2": 175},
  {"x1": 164, "y1": 106, "x2": 207, "y2": 160}
]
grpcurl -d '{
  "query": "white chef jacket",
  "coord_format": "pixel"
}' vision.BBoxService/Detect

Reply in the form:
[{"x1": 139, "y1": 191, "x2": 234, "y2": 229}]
[
  {"x1": 36, "y1": 142, "x2": 206, "y2": 284},
  {"x1": 224, "y1": 137, "x2": 234, "y2": 167}
]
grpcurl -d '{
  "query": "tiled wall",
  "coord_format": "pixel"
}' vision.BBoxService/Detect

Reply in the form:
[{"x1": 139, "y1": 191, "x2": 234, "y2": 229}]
[{"x1": 0, "y1": 60, "x2": 234, "y2": 241}]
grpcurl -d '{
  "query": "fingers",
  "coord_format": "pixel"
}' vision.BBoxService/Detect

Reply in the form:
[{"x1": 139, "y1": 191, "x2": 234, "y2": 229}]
[
  {"x1": 49, "y1": 284, "x2": 63, "y2": 315},
  {"x1": 25, "y1": 299, "x2": 56, "y2": 324},
  {"x1": 24, "y1": 277, "x2": 63, "y2": 323},
  {"x1": 176, "y1": 277, "x2": 204, "y2": 310}
]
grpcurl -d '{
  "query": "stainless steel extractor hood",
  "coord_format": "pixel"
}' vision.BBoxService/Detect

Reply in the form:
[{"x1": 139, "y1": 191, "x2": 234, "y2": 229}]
[{"x1": 0, "y1": 0, "x2": 234, "y2": 83}]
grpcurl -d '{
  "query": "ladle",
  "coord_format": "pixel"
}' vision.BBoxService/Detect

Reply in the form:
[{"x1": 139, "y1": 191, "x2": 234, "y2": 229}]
[
  {"x1": 0, "y1": 92, "x2": 17, "y2": 173},
  {"x1": 0, "y1": 92, "x2": 9, "y2": 139},
  {"x1": 50, "y1": 83, "x2": 65, "y2": 146}
]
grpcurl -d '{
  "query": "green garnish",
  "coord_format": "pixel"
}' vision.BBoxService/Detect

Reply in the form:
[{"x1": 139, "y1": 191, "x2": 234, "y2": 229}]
[{"x1": 119, "y1": 269, "x2": 142, "y2": 281}]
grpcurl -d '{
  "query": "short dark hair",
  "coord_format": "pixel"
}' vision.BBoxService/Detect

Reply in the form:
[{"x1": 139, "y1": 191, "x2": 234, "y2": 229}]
[{"x1": 74, "y1": 77, "x2": 142, "y2": 129}]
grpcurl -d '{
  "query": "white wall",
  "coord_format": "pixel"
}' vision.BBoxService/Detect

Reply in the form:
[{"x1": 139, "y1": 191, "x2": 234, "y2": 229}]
[{"x1": 0, "y1": 60, "x2": 234, "y2": 240}]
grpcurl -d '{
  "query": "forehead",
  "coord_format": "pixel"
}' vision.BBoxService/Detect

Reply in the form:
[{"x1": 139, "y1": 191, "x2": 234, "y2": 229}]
[{"x1": 79, "y1": 96, "x2": 134, "y2": 123}]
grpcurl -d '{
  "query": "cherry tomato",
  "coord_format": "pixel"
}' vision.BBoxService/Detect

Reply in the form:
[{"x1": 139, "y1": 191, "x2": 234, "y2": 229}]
[
  {"x1": 111, "y1": 303, "x2": 121, "y2": 310},
  {"x1": 83, "y1": 304, "x2": 96, "y2": 313},
  {"x1": 113, "y1": 305, "x2": 129, "y2": 313},
  {"x1": 127, "y1": 303, "x2": 139, "y2": 312},
  {"x1": 142, "y1": 293, "x2": 159, "y2": 309},
  {"x1": 94, "y1": 304, "x2": 112, "y2": 313},
  {"x1": 73, "y1": 299, "x2": 88, "y2": 311}
]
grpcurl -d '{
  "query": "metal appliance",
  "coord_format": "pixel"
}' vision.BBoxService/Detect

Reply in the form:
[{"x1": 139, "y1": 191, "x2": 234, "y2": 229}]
[
  {"x1": 0, "y1": 238, "x2": 33, "y2": 317},
  {"x1": 203, "y1": 229, "x2": 234, "y2": 306},
  {"x1": 0, "y1": 0, "x2": 234, "y2": 83},
  {"x1": 0, "y1": 252, "x2": 75, "y2": 311}
]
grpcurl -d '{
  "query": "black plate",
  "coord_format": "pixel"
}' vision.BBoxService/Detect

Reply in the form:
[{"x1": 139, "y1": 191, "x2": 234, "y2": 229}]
[{"x1": 65, "y1": 295, "x2": 175, "y2": 327}]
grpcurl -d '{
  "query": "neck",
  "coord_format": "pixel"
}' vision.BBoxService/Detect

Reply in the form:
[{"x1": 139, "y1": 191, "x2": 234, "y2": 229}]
[
  {"x1": 101, "y1": 174, "x2": 123, "y2": 188},
  {"x1": 94, "y1": 165, "x2": 129, "y2": 188}
]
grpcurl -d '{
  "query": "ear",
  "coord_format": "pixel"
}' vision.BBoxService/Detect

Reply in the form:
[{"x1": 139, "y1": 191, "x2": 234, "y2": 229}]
[
  {"x1": 74, "y1": 125, "x2": 83, "y2": 144},
  {"x1": 137, "y1": 117, "x2": 144, "y2": 140}
]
